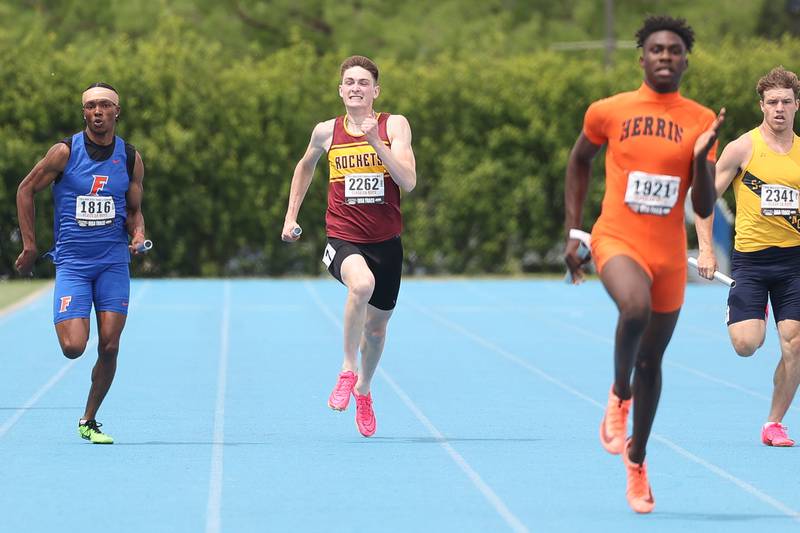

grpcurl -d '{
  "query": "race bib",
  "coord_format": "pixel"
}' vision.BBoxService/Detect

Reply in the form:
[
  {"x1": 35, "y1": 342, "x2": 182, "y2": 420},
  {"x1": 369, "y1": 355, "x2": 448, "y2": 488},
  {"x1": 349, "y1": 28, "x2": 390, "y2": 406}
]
[
  {"x1": 75, "y1": 195, "x2": 115, "y2": 227},
  {"x1": 345, "y1": 173, "x2": 385, "y2": 205},
  {"x1": 761, "y1": 184, "x2": 799, "y2": 216},
  {"x1": 322, "y1": 243, "x2": 336, "y2": 268},
  {"x1": 624, "y1": 171, "x2": 680, "y2": 216}
]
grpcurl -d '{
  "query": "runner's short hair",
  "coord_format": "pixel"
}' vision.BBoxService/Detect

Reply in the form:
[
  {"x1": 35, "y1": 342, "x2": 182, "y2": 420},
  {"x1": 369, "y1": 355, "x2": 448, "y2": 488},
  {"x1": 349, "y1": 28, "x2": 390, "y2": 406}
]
[
  {"x1": 756, "y1": 67, "x2": 800, "y2": 99},
  {"x1": 635, "y1": 15, "x2": 695, "y2": 52},
  {"x1": 85, "y1": 82, "x2": 119, "y2": 94},
  {"x1": 340, "y1": 56, "x2": 379, "y2": 83}
]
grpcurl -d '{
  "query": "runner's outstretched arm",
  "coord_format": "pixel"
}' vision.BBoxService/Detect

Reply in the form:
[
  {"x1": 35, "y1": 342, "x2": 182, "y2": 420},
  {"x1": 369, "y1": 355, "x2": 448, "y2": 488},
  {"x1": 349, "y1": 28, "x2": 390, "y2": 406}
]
[
  {"x1": 126, "y1": 151, "x2": 146, "y2": 254},
  {"x1": 693, "y1": 133, "x2": 750, "y2": 279},
  {"x1": 282, "y1": 120, "x2": 332, "y2": 241},
  {"x1": 691, "y1": 108, "x2": 726, "y2": 218},
  {"x1": 564, "y1": 133, "x2": 602, "y2": 283},
  {"x1": 15, "y1": 143, "x2": 70, "y2": 275}
]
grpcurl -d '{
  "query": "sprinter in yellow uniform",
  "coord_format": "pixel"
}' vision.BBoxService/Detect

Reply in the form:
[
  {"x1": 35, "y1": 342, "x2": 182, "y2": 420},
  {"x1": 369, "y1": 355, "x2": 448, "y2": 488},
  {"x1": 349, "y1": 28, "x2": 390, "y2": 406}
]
[{"x1": 696, "y1": 66, "x2": 800, "y2": 447}]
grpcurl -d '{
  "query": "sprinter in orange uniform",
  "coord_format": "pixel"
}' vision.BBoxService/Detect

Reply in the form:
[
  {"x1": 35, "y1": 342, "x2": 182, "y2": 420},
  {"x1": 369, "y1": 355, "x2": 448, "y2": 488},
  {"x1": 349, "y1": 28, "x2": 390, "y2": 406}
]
[{"x1": 564, "y1": 16, "x2": 724, "y2": 513}]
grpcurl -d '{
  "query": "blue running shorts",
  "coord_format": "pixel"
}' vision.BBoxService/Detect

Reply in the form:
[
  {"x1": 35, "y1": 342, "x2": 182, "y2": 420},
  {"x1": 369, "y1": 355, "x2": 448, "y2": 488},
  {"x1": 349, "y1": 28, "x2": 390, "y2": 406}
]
[{"x1": 52, "y1": 262, "x2": 130, "y2": 324}]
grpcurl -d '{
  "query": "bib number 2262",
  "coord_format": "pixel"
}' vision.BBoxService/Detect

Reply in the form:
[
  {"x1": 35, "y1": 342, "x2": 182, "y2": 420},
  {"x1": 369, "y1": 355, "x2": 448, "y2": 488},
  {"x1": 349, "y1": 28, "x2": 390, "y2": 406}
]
[{"x1": 345, "y1": 173, "x2": 385, "y2": 205}]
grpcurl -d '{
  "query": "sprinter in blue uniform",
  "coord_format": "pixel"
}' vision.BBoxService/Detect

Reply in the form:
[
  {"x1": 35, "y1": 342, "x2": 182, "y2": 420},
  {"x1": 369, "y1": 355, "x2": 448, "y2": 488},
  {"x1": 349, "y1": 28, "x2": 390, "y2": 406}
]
[{"x1": 16, "y1": 83, "x2": 147, "y2": 444}]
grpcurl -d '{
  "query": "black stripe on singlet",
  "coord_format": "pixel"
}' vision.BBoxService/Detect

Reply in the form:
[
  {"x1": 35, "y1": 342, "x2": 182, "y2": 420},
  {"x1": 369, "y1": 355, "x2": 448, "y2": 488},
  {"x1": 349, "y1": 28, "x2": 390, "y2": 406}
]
[{"x1": 742, "y1": 170, "x2": 800, "y2": 233}]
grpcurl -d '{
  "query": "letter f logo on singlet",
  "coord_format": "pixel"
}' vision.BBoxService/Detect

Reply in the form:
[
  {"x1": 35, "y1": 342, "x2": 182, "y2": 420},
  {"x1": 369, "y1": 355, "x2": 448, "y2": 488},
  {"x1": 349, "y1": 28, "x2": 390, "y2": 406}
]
[
  {"x1": 59, "y1": 296, "x2": 72, "y2": 313},
  {"x1": 89, "y1": 175, "x2": 109, "y2": 195}
]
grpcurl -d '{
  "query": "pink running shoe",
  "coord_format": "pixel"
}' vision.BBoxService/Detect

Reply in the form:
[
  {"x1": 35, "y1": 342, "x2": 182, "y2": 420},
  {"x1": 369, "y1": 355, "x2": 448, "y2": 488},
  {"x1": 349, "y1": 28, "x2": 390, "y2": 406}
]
[
  {"x1": 622, "y1": 438, "x2": 655, "y2": 514},
  {"x1": 762, "y1": 422, "x2": 795, "y2": 447},
  {"x1": 328, "y1": 370, "x2": 357, "y2": 411},
  {"x1": 600, "y1": 385, "x2": 631, "y2": 455},
  {"x1": 354, "y1": 391, "x2": 376, "y2": 437}
]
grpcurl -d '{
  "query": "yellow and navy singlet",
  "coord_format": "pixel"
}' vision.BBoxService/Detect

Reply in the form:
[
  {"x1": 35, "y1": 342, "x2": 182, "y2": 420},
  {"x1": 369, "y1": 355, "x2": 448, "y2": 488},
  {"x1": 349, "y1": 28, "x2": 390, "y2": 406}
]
[
  {"x1": 732, "y1": 128, "x2": 800, "y2": 252},
  {"x1": 326, "y1": 112, "x2": 402, "y2": 243}
]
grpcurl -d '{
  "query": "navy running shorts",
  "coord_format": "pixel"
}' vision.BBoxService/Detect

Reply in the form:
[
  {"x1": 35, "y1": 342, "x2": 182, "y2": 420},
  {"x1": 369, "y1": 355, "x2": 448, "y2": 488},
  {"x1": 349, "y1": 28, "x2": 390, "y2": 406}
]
[{"x1": 727, "y1": 246, "x2": 800, "y2": 325}]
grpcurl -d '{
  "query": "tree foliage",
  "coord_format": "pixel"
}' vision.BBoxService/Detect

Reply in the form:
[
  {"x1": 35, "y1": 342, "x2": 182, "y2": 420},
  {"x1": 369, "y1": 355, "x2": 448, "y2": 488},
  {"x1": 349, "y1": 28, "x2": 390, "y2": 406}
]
[
  {"x1": 4, "y1": 0, "x2": 768, "y2": 60},
  {"x1": 2, "y1": 1, "x2": 796, "y2": 277}
]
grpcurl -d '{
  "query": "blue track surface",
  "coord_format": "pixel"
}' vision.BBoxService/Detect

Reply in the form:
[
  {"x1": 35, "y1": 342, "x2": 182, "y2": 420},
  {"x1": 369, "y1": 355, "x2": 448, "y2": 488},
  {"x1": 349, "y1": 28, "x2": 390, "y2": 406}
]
[{"x1": 1, "y1": 279, "x2": 799, "y2": 532}]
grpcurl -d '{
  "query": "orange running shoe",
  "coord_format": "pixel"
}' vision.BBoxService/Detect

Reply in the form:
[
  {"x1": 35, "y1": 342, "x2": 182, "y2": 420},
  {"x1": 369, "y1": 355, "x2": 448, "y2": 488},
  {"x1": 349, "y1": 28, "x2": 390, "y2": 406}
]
[
  {"x1": 762, "y1": 422, "x2": 795, "y2": 447},
  {"x1": 600, "y1": 385, "x2": 631, "y2": 455},
  {"x1": 354, "y1": 391, "x2": 376, "y2": 437},
  {"x1": 622, "y1": 438, "x2": 655, "y2": 514},
  {"x1": 328, "y1": 370, "x2": 357, "y2": 411}
]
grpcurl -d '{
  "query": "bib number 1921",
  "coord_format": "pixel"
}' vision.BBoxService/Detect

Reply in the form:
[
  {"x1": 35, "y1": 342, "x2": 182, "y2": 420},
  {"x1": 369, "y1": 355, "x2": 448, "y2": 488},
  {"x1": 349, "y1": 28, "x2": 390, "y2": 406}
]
[{"x1": 624, "y1": 171, "x2": 680, "y2": 216}]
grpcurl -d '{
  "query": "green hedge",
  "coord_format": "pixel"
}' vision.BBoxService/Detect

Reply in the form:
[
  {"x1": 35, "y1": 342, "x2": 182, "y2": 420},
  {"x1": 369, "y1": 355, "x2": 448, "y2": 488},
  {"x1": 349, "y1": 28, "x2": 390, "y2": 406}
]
[{"x1": 1, "y1": 20, "x2": 796, "y2": 276}]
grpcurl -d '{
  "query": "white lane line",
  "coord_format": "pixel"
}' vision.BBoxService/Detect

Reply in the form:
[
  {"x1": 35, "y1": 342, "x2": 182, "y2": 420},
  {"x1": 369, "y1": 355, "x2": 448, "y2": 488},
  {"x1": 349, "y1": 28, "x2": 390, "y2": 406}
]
[
  {"x1": 0, "y1": 281, "x2": 150, "y2": 438},
  {"x1": 380, "y1": 369, "x2": 529, "y2": 533},
  {"x1": 408, "y1": 298, "x2": 800, "y2": 522},
  {"x1": 0, "y1": 282, "x2": 53, "y2": 323},
  {"x1": 682, "y1": 323, "x2": 734, "y2": 343},
  {"x1": 0, "y1": 355, "x2": 85, "y2": 438},
  {"x1": 537, "y1": 315, "x2": 777, "y2": 405},
  {"x1": 439, "y1": 282, "x2": 777, "y2": 407},
  {"x1": 206, "y1": 281, "x2": 231, "y2": 533},
  {"x1": 655, "y1": 435, "x2": 800, "y2": 519},
  {"x1": 666, "y1": 360, "x2": 776, "y2": 404},
  {"x1": 304, "y1": 281, "x2": 529, "y2": 533}
]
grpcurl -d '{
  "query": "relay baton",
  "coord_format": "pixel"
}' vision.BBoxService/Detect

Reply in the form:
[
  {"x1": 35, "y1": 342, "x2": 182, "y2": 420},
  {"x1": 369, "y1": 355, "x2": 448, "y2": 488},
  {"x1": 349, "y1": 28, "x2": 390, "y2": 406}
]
[
  {"x1": 687, "y1": 257, "x2": 735, "y2": 288},
  {"x1": 135, "y1": 240, "x2": 153, "y2": 253},
  {"x1": 292, "y1": 227, "x2": 303, "y2": 237},
  {"x1": 564, "y1": 229, "x2": 592, "y2": 284}
]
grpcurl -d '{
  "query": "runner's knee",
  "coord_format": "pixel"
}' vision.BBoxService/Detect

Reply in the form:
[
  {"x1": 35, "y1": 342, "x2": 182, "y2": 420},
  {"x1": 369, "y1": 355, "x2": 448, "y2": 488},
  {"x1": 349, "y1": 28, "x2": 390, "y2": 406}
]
[
  {"x1": 634, "y1": 357, "x2": 662, "y2": 384},
  {"x1": 348, "y1": 275, "x2": 375, "y2": 303},
  {"x1": 731, "y1": 336, "x2": 760, "y2": 357},
  {"x1": 98, "y1": 339, "x2": 120, "y2": 358},
  {"x1": 780, "y1": 336, "x2": 800, "y2": 364},
  {"x1": 618, "y1": 300, "x2": 651, "y2": 332},
  {"x1": 363, "y1": 323, "x2": 388, "y2": 344},
  {"x1": 60, "y1": 339, "x2": 87, "y2": 359}
]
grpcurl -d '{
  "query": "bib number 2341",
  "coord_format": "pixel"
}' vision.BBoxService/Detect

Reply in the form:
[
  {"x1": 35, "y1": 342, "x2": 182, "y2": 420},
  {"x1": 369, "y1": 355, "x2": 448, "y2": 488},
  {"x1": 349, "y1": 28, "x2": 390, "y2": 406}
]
[{"x1": 761, "y1": 184, "x2": 799, "y2": 216}]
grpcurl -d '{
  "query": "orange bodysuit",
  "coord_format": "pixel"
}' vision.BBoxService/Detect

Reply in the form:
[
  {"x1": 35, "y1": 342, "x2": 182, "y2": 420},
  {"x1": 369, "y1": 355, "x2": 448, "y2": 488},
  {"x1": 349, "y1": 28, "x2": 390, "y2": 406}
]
[{"x1": 583, "y1": 83, "x2": 717, "y2": 312}]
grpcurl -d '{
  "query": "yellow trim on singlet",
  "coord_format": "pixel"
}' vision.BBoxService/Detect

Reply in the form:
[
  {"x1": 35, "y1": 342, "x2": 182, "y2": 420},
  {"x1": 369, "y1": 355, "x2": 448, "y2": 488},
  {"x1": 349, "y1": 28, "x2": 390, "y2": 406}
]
[
  {"x1": 329, "y1": 140, "x2": 390, "y2": 152},
  {"x1": 343, "y1": 112, "x2": 383, "y2": 137},
  {"x1": 330, "y1": 140, "x2": 371, "y2": 150},
  {"x1": 328, "y1": 142, "x2": 389, "y2": 181},
  {"x1": 732, "y1": 128, "x2": 800, "y2": 252}
]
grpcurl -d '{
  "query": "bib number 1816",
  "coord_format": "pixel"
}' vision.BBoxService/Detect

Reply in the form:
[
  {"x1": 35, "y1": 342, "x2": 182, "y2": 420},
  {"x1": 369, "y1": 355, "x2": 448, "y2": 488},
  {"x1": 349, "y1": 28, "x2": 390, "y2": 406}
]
[{"x1": 75, "y1": 195, "x2": 115, "y2": 227}]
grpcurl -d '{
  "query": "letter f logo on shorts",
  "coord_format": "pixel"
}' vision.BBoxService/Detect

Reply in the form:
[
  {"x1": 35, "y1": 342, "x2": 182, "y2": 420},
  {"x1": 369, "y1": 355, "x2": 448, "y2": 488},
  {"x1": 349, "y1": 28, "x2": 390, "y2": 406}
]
[
  {"x1": 89, "y1": 175, "x2": 109, "y2": 195},
  {"x1": 59, "y1": 296, "x2": 72, "y2": 313}
]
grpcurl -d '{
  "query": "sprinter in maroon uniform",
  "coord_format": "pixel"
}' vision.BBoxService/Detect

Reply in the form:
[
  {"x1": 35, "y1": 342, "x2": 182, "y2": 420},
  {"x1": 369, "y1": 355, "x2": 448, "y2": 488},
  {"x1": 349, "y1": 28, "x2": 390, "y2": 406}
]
[{"x1": 282, "y1": 55, "x2": 417, "y2": 437}]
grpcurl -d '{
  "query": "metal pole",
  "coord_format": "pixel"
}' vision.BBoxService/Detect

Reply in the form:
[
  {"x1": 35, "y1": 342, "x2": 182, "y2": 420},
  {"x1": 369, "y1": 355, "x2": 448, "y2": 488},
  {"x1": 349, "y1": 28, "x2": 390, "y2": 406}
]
[{"x1": 604, "y1": 0, "x2": 614, "y2": 68}]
